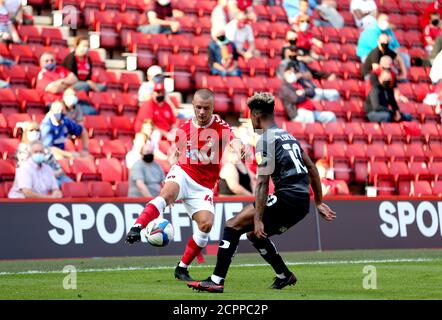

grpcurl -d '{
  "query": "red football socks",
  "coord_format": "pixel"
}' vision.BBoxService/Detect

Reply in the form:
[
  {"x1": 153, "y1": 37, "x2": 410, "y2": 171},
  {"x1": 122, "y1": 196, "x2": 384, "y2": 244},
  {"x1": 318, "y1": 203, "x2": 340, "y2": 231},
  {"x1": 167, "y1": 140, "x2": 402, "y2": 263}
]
[
  {"x1": 135, "y1": 203, "x2": 160, "y2": 229},
  {"x1": 181, "y1": 236, "x2": 204, "y2": 266}
]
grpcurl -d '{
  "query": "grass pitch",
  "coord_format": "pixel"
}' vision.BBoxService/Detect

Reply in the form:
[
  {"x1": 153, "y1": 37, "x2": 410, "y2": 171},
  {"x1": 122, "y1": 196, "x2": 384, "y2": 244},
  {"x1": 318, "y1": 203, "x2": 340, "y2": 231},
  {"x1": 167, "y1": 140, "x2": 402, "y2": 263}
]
[{"x1": 1, "y1": 249, "x2": 441, "y2": 300}]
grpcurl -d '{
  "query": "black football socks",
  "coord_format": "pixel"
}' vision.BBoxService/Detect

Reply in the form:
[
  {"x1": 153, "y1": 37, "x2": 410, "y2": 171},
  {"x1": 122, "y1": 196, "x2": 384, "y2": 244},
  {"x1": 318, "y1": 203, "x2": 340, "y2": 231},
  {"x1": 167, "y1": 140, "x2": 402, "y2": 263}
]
[
  {"x1": 250, "y1": 236, "x2": 291, "y2": 277},
  {"x1": 212, "y1": 227, "x2": 242, "y2": 281}
]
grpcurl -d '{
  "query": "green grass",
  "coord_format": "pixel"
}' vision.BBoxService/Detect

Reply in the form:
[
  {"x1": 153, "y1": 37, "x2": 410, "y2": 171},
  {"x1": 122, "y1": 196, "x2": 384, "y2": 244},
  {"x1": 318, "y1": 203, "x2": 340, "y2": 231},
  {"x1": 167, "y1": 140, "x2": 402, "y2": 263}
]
[{"x1": 1, "y1": 249, "x2": 442, "y2": 300}]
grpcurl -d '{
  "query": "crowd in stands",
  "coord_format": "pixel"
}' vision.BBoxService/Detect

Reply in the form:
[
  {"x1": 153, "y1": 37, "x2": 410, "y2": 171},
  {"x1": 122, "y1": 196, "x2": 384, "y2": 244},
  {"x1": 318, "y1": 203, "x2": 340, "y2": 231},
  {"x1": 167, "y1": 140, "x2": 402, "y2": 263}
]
[{"x1": 1, "y1": 0, "x2": 442, "y2": 199}]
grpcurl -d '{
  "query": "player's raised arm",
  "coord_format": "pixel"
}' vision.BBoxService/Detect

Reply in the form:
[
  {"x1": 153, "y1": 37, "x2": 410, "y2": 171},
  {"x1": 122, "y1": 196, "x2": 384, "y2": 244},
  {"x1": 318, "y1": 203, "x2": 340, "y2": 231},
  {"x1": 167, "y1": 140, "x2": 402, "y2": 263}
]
[{"x1": 302, "y1": 150, "x2": 336, "y2": 222}]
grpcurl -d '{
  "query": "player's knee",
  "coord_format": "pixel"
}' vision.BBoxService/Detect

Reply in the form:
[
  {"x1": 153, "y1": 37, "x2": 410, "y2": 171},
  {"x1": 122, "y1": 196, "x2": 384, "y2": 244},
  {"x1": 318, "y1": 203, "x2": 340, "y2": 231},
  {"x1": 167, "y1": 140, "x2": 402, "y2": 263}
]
[
  {"x1": 225, "y1": 218, "x2": 241, "y2": 230},
  {"x1": 198, "y1": 220, "x2": 213, "y2": 233}
]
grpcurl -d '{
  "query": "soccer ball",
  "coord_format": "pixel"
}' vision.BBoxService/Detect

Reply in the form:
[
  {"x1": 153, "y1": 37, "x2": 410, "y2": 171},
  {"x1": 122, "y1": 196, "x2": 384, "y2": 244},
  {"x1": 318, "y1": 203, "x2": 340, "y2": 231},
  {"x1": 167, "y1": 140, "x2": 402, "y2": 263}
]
[{"x1": 143, "y1": 218, "x2": 174, "y2": 247}]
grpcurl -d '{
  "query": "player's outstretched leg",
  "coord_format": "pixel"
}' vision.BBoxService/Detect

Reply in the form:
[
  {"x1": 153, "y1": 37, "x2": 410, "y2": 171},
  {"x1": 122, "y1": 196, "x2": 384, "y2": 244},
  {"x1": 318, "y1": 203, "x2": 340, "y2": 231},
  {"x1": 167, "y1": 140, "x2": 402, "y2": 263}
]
[
  {"x1": 175, "y1": 210, "x2": 213, "y2": 281},
  {"x1": 247, "y1": 232, "x2": 297, "y2": 289},
  {"x1": 126, "y1": 196, "x2": 167, "y2": 244},
  {"x1": 187, "y1": 226, "x2": 243, "y2": 292}
]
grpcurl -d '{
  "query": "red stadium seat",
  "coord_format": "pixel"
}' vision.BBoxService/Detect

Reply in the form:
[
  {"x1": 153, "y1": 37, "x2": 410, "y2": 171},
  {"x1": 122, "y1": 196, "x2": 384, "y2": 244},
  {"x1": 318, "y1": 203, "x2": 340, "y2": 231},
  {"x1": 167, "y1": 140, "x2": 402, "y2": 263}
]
[
  {"x1": 97, "y1": 158, "x2": 123, "y2": 183},
  {"x1": 323, "y1": 122, "x2": 346, "y2": 143},
  {"x1": 0, "y1": 65, "x2": 29, "y2": 88},
  {"x1": 71, "y1": 158, "x2": 101, "y2": 181},
  {"x1": 0, "y1": 114, "x2": 10, "y2": 137},
  {"x1": 433, "y1": 180, "x2": 442, "y2": 196},
  {"x1": 361, "y1": 123, "x2": 385, "y2": 143},
  {"x1": 101, "y1": 140, "x2": 127, "y2": 159},
  {"x1": 410, "y1": 181, "x2": 432, "y2": 197},
  {"x1": 83, "y1": 115, "x2": 112, "y2": 139},
  {"x1": 61, "y1": 182, "x2": 89, "y2": 198},
  {"x1": 115, "y1": 181, "x2": 129, "y2": 197},
  {"x1": 16, "y1": 88, "x2": 45, "y2": 114},
  {"x1": 41, "y1": 27, "x2": 67, "y2": 47},
  {"x1": 6, "y1": 114, "x2": 32, "y2": 131},
  {"x1": 409, "y1": 162, "x2": 432, "y2": 181},
  {"x1": 17, "y1": 25, "x2": 43, "y2": 45},
  {"x1": 366, "y1": 143, "x2": 387, "y2": 162},
  {"x1": 0, "y1": 138, "x2": 19, "y2": 160},
  {"x1": 429, "y1": 162, "x2": 442, "y2": 181},
  {"x1": 119, "y1": 72, "x2": 141, "y2": 93},
  {"x1": 343, "y1": 122, "x2": 365, "y2": 143},
  {"x1": 0, "y1": 159, "x2": 16, "y2": 181},
  {"x1": 89, "y1": 181, "x2": 115, "y2": 198},
  {"x1": 109, "y1": 116, "x2": 134, "y2": 139},
  {"x1": 385, "y1": 143, "x2": 407, "y2": 162}
]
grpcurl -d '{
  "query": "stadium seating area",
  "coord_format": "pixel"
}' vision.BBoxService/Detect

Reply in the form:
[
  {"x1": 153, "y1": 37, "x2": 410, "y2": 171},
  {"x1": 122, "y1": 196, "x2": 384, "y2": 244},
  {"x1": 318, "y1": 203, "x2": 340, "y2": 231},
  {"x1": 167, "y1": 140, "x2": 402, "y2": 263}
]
[{"x1": 0, "y1": 0, "x2": 441, "y2": 198}]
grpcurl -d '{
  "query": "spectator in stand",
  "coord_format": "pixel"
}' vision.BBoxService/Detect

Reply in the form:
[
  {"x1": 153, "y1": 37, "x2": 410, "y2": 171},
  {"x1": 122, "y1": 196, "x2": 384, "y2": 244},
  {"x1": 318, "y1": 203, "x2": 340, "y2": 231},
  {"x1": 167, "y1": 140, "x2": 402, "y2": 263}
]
[
  {"x1": 225, "y1": 10, "x2": 260, "y2": 60},
  {"x1": 357, "y1": 14, "x2": 410, "y2": 70},
  {"x1": 62, "y1": 37, "x2": 107, "y2": 93},
  {"x1": 365, "y1": 69, "x2": 412, "y2": 123},
  {"x1": 290, "y1": 0, "x2": 311, "y2": 27},
  {"x1": 316, "y1": 159, "x2": 350, "y2": 196},
  {"x1": 0, "y1": 0, "x2": 20, "y2": 43},
  {"x1": 350, "y1": 0, "x2": 377, "y2": 29},
  {"x1": 36, "y1": 52, "x2": 78, "y2": 107},
  {"x1": 134, "y1": 82, "x2": 177, "y2": 140},
  {"x1": 208, "y1": 27, "x2": 242, "y2": 76},
  {"x1": 420, "y1": 0, "x2": 442, "y2": 30},
  {"x1": 277, "y1": 59, "x2": 340, "y2": 101},
  {"x1": 218, "y1": 139, "x2": 255, "y2": 196},
  {"x1": 15, "y1": 121, "x2": 73, "y2": 187},
  {"x1": 424, "y1": 50, "x2": 442, "y2": 115},
  {"x1": 236, "y1": 0, "x2": 257, "y2": 22},
  {"x1": 430, "y1": 34, "x2": 442, "y2": 61},
  {"x1": 126, "y1": 121, "x2": 168, "y2": 169},
  {"x1": 128, "y1": 141, "x2": 165, "y2": 198},
  {"x1": 424, "y1": 12, "x2": 442, "y2": 56},
  {"x1": 283, "y1": 0, "x2": 317, "y2": 25},
  {"x1": 8, "y1": 141, "x2": 62, "y2": 199},
  {"x1": 315, "y1": 0, "x2": 344, "y2": 28},
  {"x1": 361, "y1": 33, "x2": 407, "y2": 80},
  {"x1": 294, "y1": 14, "x2": 323, "y2": 56},
  {"x1": 40, "y1": 101, "x2": 90, "y2": 159},
  {"x1": 278, "y1": 62, "x2": 336, "y2": 123},
  {"x1": 5, "y1": 0, "x2": 23, "y2": 24},
  {"x1": 138, "y1": 65, "x2": 163, "y2": 103},
  {"x1": 368, "y1": 56, "x2": 409, "y2": 104},
  {"x1": 137, "y1": 0, "x2": 183, "y2": 34},
  {"x1": 62, "y1": 88, "x2": 97, "y2": 121},
  {"x1": 211, "y1": 0, "x2": 239, "y2": 37}
]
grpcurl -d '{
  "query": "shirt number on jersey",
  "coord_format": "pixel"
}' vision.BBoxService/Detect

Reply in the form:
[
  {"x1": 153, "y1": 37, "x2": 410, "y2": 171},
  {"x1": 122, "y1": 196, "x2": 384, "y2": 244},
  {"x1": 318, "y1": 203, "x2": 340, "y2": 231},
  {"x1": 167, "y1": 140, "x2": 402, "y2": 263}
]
[{"x1": 282, "y1": 143, "x2": 308, "y2": 174}]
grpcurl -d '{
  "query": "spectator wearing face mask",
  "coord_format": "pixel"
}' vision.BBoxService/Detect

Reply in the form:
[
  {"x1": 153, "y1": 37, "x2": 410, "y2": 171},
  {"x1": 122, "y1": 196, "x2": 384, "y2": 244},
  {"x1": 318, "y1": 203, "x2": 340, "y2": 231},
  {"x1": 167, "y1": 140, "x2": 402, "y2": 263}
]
[
  {"x1": 134, "y1": 82, "x2": 177, "y2": 140},
  {"x1": 0, "y1": 0, "x2": 21, "y2": 43},
  {"x1": 138, "y1": 65, "x2": 163, "y2": 103},
  {"x1": 357, "y1": 14, "x2": 410, "y2": 71},
  {"x1": 278, "y1": 62, "x2": 336, "y2": 123},
  {"x1": 62, "y1": 37, "x2": 107, "y2": 93},
  {"x1": 350, "y1": 0, "x2": 377, "y2": 29},
  {"x1": 36, "y1": 52, "x2": 78, "y2": 107},
  {"x1": 137, "y1": 0, "x2": 183, "y2": 34},
  {"x1": 8, "y1": 140, "x2": 62, "y2": 199},
  {"x1": 283, "y1": 0, "x2": 317, "y2": 25},
  {"x1": 294, "y1": 14, "x2": 323, "y2": 55},
  {"x1": 40, "y1": 101, "x2": 90, "y2": 159},
  {"x1": 63, "y1": 88, "x2": 97, "y2": 124},
  {"x1": 225, "y1": 10, "x2": 259, "y2": 60},
  {"x1": 424, "y1": 13, "x2": 442, "y2": 56},
  {"x1": 365, "y1": 70, "x2": 412, "y2": 123},
  {"x1": 361, "y1": 34, "x2": 407, "y2": 80},
  {"x1": 128, "y1": 141, "x2": 165, "y2": 198},
  {"x1": 208, "y1": 27, "x2": 241, "y2": 76},
  {"x1": 16, "y1": 121, "x2": 73, "y2": 187},
  {"x1": 420, "y1": 0, "x2": 442, "y2": 30}
]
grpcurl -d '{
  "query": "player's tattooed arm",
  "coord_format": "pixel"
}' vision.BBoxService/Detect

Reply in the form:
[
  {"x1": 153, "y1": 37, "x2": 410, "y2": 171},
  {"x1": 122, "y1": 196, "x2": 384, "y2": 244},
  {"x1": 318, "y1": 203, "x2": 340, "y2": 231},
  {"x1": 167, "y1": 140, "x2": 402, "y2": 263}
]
[
  {"x1": 254, "y1": 174, "x2": 270, "y2": 238},
  {"x1": 302, "y1": 151, "x2": 337, "y2": 222}
]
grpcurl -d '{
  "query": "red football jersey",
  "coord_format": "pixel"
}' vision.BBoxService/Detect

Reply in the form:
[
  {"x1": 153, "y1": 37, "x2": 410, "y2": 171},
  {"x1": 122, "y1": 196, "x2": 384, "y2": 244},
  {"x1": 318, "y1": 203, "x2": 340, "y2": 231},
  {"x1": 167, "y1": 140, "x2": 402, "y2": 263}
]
[{"x1": 175, "y1": 115, "x2": 235, "y2": 190}]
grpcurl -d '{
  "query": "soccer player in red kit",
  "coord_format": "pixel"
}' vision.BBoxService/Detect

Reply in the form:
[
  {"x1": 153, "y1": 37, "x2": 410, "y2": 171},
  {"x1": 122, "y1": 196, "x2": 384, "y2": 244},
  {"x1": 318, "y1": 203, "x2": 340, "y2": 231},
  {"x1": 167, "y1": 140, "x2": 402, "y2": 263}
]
[{"x1": 126, "y1": 88, "x2": 242, "y2": 281}]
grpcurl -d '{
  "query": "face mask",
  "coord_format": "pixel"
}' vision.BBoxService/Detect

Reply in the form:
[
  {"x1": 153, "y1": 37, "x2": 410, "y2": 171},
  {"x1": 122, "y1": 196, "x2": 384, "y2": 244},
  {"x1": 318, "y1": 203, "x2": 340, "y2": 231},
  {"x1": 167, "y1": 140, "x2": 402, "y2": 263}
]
[
  {"x1": 32, "y1": 153, "x2": 45, "y2": 165},
  {"x1": 380, "y1": 42, "x2": 389, "y2": 51},
  {"x1": 77, "y1": 47, "x2": 89, "y2": 56},
  {"x1": 53, "y1": 112, "x2": 64, "y2": 121},
  {"x1": 299, "y1": 22, "x2": 309, "y2": 32},
  {"x1": 143, "y1": 154, "x2": 154, "y2": 163},
  {"x1": 378, "y1": 20, "x2": 389, "y2": 31},
  {"x1": 289, "y1": 39, "x2": 297, "y2": 46},
  {"x1": 44, "y1": 63, "x2": 56, "y2": 71},
  {"x1": 63, "y1": 95, "x2": 78, "y2": 107},
  {"x1": 432, "y1": 19, "x2": 440, "y2": 26},
  {"x1": 286, "y1": 72, "x2": 297, "y2": 83},
  {"x1": 155, "y1": 95, "x2": 165, "y2": 103},
  {"x1": 27, "y1": 131, "x2": 40, "y2": 142},
  {"x1": 382, "y1": 80, "x2": 391, "y2": 87},
  {"x1": 157, "y1": 0, "x2": 171, "y2": 5}
]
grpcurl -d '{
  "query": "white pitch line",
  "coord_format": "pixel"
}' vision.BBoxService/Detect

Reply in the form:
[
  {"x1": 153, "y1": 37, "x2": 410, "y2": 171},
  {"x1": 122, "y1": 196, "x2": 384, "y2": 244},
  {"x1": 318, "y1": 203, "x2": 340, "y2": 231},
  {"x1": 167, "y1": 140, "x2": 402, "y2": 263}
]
[{"x1": 0, "y1": 258, "x2": 436, "y2": 276}]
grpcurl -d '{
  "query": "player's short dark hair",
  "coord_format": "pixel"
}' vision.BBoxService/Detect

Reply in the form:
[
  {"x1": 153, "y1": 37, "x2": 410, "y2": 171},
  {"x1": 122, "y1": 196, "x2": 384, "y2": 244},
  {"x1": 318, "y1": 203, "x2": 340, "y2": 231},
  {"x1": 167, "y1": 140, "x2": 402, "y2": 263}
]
[
  {"x1": 247, "y1": 92, "x2": 275, "y2": 117},
  {"x1": 194, "y1": 88, "x2": 215, "y2": 101}
]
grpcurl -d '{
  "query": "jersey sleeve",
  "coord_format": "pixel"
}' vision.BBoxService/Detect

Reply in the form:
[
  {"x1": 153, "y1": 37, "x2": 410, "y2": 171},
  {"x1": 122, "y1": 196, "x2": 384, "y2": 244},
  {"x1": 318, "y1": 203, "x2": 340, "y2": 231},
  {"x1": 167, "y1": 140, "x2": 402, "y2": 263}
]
[{"x1": 255, "y1": 132, "x2": 276, "y2": 176}]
